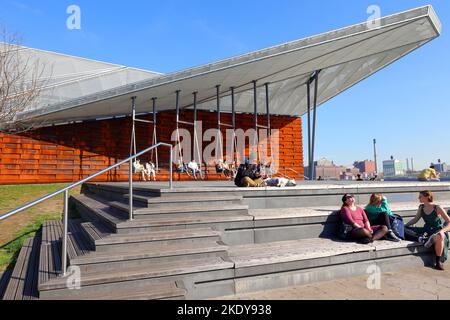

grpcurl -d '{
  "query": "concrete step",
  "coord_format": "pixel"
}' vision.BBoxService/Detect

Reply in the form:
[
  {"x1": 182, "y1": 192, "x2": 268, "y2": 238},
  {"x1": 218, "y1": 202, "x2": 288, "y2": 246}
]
[
  {"x1": 249, "y1": 201, "x2": 450, "y2": 243},
  {"x1": 80, "y1": 221, "x2": 223, "y2": 252},
  {"x1": 194, "y1": 238, "x2": 434, "y2": 299},
  {"x1": 124, "y1": 193, "x2": 244, "y2": 208},
  {"x1": 109, "y1": 200, "x2": 249, "y2": 219},
  {"x1": 38, "y1": 257, "x2": 234, "y2": 299},
  {"x1": 70, "y1": 241, "x2": 229, "y2": 273},
  {"x1": 52, "y1": 281, "x2": 188, "y2": 300},
  {"x1": 72, "y1": 194, "x2": 254, "y2": 236}
]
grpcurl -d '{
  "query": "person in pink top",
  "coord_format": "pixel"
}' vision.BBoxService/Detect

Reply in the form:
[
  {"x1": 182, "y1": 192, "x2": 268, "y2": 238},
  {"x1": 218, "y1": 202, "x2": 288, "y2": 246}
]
[{"x1": 340, "y1": 194, "x2": 389, "y2": 244}]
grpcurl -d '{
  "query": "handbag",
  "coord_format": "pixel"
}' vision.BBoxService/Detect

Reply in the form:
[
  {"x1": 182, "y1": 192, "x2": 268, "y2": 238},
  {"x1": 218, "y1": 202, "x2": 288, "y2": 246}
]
[
  {"x1": 389, "y1": 214, "x2": 405, "y2": 240},
  {"x1": 338, "y1": 222, "x2": 353, "y2": 240}
]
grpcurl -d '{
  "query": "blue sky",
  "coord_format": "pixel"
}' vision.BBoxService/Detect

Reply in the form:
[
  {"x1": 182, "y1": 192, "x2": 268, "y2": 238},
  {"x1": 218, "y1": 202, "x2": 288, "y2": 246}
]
[{"x1": 1, "y1": 0, "x2": 449, "y2": 171}]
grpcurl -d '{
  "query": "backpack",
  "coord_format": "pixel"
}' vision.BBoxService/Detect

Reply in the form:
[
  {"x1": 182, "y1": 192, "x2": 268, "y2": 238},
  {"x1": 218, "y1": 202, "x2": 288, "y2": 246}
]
[
  {"x1": 388, "y1": 214, "x2": 405, "y2": 240},
  {"x1": 234, "y1": 164, "x2": 246, "y2": 186}
]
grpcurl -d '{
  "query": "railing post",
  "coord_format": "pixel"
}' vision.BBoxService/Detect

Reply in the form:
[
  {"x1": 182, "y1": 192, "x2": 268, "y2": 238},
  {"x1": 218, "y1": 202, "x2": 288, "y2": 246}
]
[
  {"x1": 61, "y1": 190, "x2": 69, "y2": 276},
  {"x1": 169, "y1": 145, "x2": 173, "y2": 190},
  {"x1": 129, "y1": 158, "x2": 134, "y2": 221}
]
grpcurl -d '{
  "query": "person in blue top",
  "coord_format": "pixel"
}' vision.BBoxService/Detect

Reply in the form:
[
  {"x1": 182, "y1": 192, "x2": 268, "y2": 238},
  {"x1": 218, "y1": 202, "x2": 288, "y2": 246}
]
[{"x1": 365, "y1": 194, "x2": 401, "y2": 242}]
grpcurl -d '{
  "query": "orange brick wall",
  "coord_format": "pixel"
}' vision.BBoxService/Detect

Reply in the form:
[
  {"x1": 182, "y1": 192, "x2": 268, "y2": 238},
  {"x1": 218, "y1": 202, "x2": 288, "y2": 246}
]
[{"x1": 0, "y1": 111, "x2": 304, "y2": 185}]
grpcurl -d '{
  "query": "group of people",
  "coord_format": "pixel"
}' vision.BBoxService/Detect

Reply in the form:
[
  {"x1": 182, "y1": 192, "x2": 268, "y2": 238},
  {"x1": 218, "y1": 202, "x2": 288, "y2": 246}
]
[
  {"x1": 233, "y1": 159, "x2": 296, "y2": 188},
  {"x1": 340, "y1": 191, "x2": 450, "y2": 270}
]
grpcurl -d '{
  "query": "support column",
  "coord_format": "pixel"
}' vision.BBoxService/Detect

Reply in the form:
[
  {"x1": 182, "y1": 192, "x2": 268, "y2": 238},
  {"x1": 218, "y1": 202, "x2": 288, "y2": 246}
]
[
  {"x1": 311, "y1": 71, "x2": 319, "y2": 181},
  {"x1": 253, "y1": 80, "x2": 258, "y2": 164},
  {"x1": 306, "y1": 81, "x2": 312, "y2": 180}
]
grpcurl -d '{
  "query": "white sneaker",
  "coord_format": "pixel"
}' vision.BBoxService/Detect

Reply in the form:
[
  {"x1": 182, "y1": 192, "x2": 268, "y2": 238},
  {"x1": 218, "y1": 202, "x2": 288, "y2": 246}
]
[{"x1": 424, "y1": 234, "x2": 438, "y2": 248}]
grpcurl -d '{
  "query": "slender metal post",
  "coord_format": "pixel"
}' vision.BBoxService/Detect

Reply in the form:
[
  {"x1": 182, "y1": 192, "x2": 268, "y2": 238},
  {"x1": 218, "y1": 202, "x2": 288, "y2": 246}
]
[
  {"x1": 175, "y1": 90, "x2": 181, "y2": 124},
  {"x1": 61, "y1": 190, "x2": 69, "y2": 276},
  {"x1": 130, "y1": 96, "x2": 137, "y2": 156},
  {"x1": 152, "y1": 97, "x2": 159, "y2": 171},
  {"x1": 311, "y1": 72, "x2": 319, "y2": 181},
  {"x1": 129, "y1": 96, "x2": 137, "y2": 221},
  {"x1": 306, "y1": 81, "x2": 312, "y2": 180},
  {"x1": 193, "y1": 92, "x2": 198, "y2": 123},
  {"x1": 265, "y1": 83, "x2": 271, "y2": 164},
  {"x1": 230, "y1": 87, "x2": 237, "y2": 164},
  {"x1": 216, "y1": 85, "x2": 221, "y2": 128},
  {"x1": 373, "y1": 139, "x2": 378, "y2": 175},
  {"x1": 169, "y1": 145, "x2": 173, "y2": 190},
  {"x1": 231, "y1": 87, "x2": 236, "y2": 129},
  {"x1": 253, "y1": 80, "x2": 258, "y2": 163}
]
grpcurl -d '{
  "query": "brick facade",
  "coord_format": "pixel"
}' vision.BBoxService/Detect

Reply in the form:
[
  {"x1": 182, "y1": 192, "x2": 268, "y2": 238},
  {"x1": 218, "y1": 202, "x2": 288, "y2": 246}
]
[{"x1": 0, "y1": 111, "x2": 304, "y2": 185}]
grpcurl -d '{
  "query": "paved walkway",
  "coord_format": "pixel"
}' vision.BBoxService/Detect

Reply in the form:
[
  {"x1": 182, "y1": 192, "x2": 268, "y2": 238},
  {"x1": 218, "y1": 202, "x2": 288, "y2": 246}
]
[{"x1": 219, "y1": 266, "x2": 450, "y2": 300}]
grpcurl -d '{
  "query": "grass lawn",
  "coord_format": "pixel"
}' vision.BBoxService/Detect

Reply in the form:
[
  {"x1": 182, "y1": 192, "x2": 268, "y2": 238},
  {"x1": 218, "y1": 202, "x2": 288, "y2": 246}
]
[{"x1": 0, "y1": 184, "x2": 81, "y2": 272}]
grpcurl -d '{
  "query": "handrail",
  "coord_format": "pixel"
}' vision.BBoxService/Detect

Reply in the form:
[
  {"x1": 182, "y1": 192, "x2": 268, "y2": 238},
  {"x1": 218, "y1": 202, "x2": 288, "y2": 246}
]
[{"x1": 0, "y1": 142, "x2": 173, "y2": 276}]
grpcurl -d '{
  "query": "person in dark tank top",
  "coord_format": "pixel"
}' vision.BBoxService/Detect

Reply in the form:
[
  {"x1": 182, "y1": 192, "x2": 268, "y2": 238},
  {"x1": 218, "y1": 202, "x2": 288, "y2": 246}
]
[{"x1": 405, "y1": 190, "x2": 450, "y2": 270}]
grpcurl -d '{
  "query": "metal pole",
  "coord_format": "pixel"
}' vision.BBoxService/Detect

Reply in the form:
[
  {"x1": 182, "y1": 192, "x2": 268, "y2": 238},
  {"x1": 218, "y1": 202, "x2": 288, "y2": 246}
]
[
  {"x1": 265, "y1": 83, "x2": 271, "y2": 165},
  {"x1": 130, "y1": 96, "x2": 137, "y2": 156},
  {"x1": 193, "y1": 91, "x2": 198, "y2": 162},
  {"x1": 61, "y1": 190, "x2": 69, "y2": 276},
  {"x1": 311, "y1": 72, "x2": 319, "y2": 181},
  {"x1": 175, "y1": 90, "x2": 181, "y2": 125},
  {"x1": 129, "y1": 96, "x2": 137, "y2": 221},
  {"x1": 373, "y1": 139, "x2": 378, "y2": 175},
  {"x1": 231, "y1": 87, "x2": 236, "y2": 129},
  {"x1": 306, "y1": 81, "x2": 311, "y2": 180},
  {"x1": 152, "y1": 97, "x2": 159, "y2": 172},
  {"x1": 231, "y1": 87, "x2": 236, "y2": 163},
  {"x1": 169, "y1": 145, "x2": 173, "y2": 190},
  {"x1": 253, "y1": 80, "x2": 258, "y2": 163},
  {"x1": 216, "y1": 85, "x2": 221, "y2": 128}
]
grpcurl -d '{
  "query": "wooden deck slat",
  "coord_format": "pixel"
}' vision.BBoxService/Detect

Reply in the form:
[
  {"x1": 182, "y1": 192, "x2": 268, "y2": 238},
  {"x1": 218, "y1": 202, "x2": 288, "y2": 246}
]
[
  {"x1": 3, "y1": 237, "x2": 33, "y2": 300},
  {"x1": 23, "y1": 234, "x2": 41, "y2": 300}
]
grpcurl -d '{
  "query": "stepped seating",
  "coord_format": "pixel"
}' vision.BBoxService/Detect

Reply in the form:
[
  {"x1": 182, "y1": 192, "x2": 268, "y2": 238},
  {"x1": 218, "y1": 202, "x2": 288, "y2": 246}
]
[{"x1": 2, "y1": 181, "x2": 450, "y2": 300}]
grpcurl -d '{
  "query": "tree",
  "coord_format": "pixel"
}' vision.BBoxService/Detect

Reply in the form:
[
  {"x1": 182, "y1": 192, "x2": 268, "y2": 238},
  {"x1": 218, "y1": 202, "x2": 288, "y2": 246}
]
[{"x1": 0, "y1": 25, "x2": 49, "y2": 132}]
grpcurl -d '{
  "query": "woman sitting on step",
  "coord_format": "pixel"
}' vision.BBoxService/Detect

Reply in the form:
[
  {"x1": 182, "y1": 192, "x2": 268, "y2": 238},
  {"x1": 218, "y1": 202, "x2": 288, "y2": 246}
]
[
  {"x1": 340, "y1": 194, "x2": 389, "y2": 244},
  {"x1": 365, "y1": 194, "x2": 401, "y2": 242},
  {"x1": 405, "y1": 191, "x2": 450, "y2": 271}
]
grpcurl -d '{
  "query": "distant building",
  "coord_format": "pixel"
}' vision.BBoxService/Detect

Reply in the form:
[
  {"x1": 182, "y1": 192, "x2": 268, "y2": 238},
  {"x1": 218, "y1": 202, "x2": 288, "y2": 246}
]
[
  {"x1": 340, "y1": 167, "x2": 361, "y2": 181},
  {"x1": 310, "y1": 157, "x2": 346, "y2": 180},
  {"x1": 353, "y1": 160, "x2": 376, "y2": 175},
  {"x1": 383, "y1": 156, "x2": 405, "y2": 177}
]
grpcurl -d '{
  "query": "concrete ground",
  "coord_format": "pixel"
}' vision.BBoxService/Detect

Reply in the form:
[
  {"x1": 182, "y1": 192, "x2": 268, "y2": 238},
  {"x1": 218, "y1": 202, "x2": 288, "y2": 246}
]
[{"x1": 218, "y1": 266, "x2": 450, "y2": 300}]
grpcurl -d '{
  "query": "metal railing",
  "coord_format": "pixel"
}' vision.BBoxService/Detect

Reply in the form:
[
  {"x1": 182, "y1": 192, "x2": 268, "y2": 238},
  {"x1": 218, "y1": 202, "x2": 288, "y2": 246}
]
[{"x1": 0, "y1": 142, "x2": 173, "y2": 276}]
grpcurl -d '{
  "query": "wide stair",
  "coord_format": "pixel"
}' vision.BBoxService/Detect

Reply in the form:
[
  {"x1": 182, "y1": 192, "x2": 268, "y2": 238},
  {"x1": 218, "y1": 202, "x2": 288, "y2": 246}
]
[{"x1": 2, "y1": 181, "x2": 450, "y2": 300}]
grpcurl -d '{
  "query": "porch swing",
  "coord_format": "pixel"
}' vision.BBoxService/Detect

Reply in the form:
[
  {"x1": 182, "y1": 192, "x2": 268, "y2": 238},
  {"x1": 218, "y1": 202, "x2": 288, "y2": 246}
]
[
  {"x1": 130, "y1": 97, "x2": 160, "y2": 181},
  {"x1": 174, "y1": 90, "x2": 203, "y2": 180}
]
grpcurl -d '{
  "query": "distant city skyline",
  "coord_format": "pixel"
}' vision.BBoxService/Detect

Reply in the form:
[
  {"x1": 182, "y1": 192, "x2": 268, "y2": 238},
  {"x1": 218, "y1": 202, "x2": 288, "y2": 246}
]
[{"x1": 314, "y1": 156, "x2": 447, "y2": 173}]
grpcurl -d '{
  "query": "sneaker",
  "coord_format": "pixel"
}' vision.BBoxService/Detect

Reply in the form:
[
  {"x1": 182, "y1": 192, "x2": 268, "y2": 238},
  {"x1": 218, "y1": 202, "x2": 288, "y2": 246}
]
[
  {"x1": 386, "y1": 230, "x2": 401, "y2": 242},
  {"x1": 424, "y1": 233, "x2": 438, "y2": 248}
]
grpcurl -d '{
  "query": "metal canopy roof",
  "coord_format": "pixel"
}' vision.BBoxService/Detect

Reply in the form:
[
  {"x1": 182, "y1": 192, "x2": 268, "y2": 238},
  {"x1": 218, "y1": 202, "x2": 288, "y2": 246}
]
[{"x1": 16, "y1": 5, "x2": 441, "y2": 126}]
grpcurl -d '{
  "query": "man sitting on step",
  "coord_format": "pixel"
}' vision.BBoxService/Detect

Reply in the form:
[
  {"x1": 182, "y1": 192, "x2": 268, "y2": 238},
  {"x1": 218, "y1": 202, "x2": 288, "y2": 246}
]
[{"x1": 234, "y1": 159, "x2": 266, "y2": 188}]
